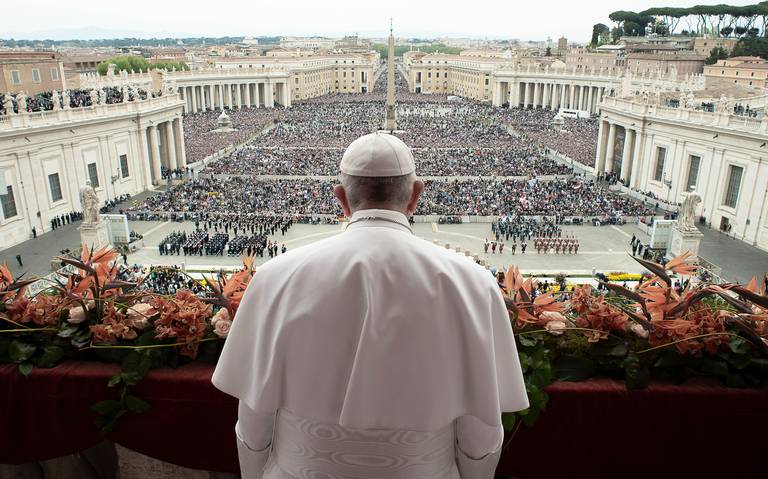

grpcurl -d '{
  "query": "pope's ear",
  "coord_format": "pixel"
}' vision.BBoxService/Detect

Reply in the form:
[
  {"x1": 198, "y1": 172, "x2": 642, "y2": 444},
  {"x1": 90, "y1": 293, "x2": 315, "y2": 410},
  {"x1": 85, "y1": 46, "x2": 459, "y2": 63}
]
[
  {"x1": 406, "y1": 180, "x2": 425, "y2": 216},
  {"x1": 334, "y1": 184, "x2": 352, "y2": 217}
]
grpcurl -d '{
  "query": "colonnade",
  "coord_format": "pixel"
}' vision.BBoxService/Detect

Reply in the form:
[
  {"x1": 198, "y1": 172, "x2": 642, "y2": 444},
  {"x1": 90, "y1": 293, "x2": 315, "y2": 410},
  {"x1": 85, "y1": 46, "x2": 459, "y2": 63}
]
[
  {"x1": 140, "y1": 118, "x2": 187, "y2": 185},
  {"x1": 179, "y1": 81, "x2": 291, "y2": 114},
  {"x1": 514, "y1": 82, "x2": 607, "y2": 114},
  {"x1": 595, "y1": 119, "x2": 643, "y2": 187}
]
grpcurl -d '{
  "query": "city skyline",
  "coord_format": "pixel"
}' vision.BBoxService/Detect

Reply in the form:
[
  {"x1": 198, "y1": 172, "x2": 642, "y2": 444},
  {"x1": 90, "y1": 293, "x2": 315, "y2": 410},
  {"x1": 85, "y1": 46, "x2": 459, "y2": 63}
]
[{"x1": 4, "y1": 0, "x2": 760, "y2": 43}]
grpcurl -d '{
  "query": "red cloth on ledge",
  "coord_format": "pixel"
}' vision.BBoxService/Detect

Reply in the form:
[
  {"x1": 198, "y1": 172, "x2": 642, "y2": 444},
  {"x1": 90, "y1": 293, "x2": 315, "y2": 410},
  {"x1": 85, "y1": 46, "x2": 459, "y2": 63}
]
[{"x1": 1, "y1": 360, "x2": 766, "y2": 478}]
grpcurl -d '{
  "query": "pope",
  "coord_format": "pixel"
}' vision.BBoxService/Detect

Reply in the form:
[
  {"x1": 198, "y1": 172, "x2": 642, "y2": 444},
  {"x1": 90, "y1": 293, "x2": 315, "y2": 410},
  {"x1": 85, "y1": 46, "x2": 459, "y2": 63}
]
[{"x1": 213, "y1": 131, "x2": 529, "y2": 478}]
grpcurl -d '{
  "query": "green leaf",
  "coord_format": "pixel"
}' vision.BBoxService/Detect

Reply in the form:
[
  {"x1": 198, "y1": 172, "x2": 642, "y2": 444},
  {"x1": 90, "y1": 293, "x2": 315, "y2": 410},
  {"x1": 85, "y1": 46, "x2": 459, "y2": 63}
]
[
  {"x1": 700, "y1": 358, "x2": 730, "y2": 378},
  {"x1": 8, "y1": 340, "x2": 37, "y2": 363},
  {"x1": 728, "y1": 337, "x2": 752, "y2": 355},
  {"x1": 57, "y1": 323, "x2": 80, "y2": 338},
  {"x1": 37, "y1": 345, "x2": 64, "y2": 368},
  {"x1": 624, "y1": 353, "x2": 651, "y2": 390},
  {"x1": 518, "y1": 335, "x2": 539, "y2": 347},
  {"x1": 91, "y1": 399, "x2": 121, "y2": 416},
  {"x1": 521, "y1": 408, "x2": 541, "y2": 427},
  {"x1": 553, "y1": 355, "x2": 596, "y2": 381},
  {"x1": 107, "y1": 373, "x2": 122, "y2": 388},
  {"x1": 125, "y1": 395, "x2": 151, "y2": 413},
  {"x1": 18, "y1": 362, "x2": 33, "y2": 376},
  {"x1": 501, "y1": 412, "x2": 517, "y2": 432}
]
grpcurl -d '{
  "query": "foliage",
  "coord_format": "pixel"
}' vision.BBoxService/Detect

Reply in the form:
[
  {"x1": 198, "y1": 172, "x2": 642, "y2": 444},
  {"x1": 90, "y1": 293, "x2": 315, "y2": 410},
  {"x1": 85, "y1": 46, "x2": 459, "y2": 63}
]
[
  {"x1": 612, "y1": 3, "x2": 768, "y2": 38},
  {"x1": 732, "y1": 36, "x2": 768, "y2": 59},
  {"x1": 705, "y1": 46, "x2": 730, "y2": 65},
  {"x1": 590, "y1": 23, "x2": 610, "y2": 46},
  {"x1": 96, "y1": 56, "x2": 189, "y2": 75},
  {"x1": 372, "y1": 43, "x2": 461, "y2": 58}
]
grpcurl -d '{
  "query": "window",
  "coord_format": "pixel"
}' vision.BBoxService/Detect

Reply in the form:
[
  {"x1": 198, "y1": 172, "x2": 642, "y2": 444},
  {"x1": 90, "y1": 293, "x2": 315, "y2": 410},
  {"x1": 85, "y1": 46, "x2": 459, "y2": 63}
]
[
  {"x1": 87, "y1": 163, "x2": 99, "y2": 187},
  {"x1": 686, "y1": 155, "x2": 701, "y2": 191},
  {"x1": 50, "y1": 67, "x2": 59, "y2": 81},
  {"x1": 723, "y1": 165, "x2": 744, "y2": 208},
  {"x1": 1, "y1": 185, "x2": 18, "y2": 219},
  {"x1": 119, "y1": 155, "x2": 130, "y2": 178},
  {"x1": 11, "y1": 70, "x2": 21, "y2": 84},
  {"x1": 32, "y1": 69, "x2": 41, "y2": 83},
  {"x1": 654, "y1": 147, "x2": 666, "y2": 182},
  {"x1": 48, "y1": 173, "x2": 63, "y2": 202}
]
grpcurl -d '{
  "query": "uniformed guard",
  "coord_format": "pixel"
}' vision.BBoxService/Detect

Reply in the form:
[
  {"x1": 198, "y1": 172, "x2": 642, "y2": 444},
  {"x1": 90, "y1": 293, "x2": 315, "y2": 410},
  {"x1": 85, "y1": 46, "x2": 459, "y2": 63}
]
[{"x1": 213, "y1": 132, "x2": 528, "y2": 479}]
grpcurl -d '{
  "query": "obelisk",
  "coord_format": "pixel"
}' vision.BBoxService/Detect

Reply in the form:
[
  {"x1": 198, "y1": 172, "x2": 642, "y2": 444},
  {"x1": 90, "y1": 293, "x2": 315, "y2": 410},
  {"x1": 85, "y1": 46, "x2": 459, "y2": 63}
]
[{"x1": 383, "y1": 18, "x2": 397, "y2": 131}]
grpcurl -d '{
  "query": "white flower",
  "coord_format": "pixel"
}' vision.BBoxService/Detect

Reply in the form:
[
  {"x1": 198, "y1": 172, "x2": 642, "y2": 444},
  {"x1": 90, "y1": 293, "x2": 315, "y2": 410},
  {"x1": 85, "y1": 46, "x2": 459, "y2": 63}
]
[
  {"x1": 67, "y1": 306, "x2": 87, "y2": 324},
  {"x1": 629, "y1": 322, "x2": 649, "y2": 339}
]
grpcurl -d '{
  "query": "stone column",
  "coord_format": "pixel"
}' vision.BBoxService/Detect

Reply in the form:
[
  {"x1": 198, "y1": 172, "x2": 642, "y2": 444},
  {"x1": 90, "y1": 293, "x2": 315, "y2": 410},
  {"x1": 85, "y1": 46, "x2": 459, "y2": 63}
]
[
  {"x1": 493, "y1": 82, "x2": 502, "y2": 107},
  {"x1": 164, "y1": 121, "x2": 178, "y2": 171},
  {"x1": 551, "y1": 84, "x2": 559, "y2": 109},
  {"x1": 630, "y1": 131, "x2": 644, "y2": 189},
  {"x1": 265, "y1": 81, "x2": 274, "y2": 108},
  {"x1": 568, "y1": 85, "x2": 576, "y2": 109},
  {"x1": 560, "y1": 85, "x2": 566, "y2": 109},
  {"x1": 191, "y1": 86, "x2": 198, "y2": 113},
  {"x1": 524, "y1": 82, "x2": 532, "y2": 109},
  {"x1": 605, "y1": 123, "x2": 617, "y2": 174},
  {"x1": 148, "y1": 125, "x2": 162, "y2": 185},
  {"x1": 588, "y1": 87, "x2": 594, "y2": 114},
  {"x1": 245, "y1": 83, "x2": 252, "y2": 108},
  {"x1": 620, "y1": 129, "x2": 635, "y2": 183},
  {"x1": 137, "y1": 126, "x2": 154, "y2": 190},
  {"x1": 542, "y1": 83, "x2": 550, "y2": 109},
  {"x1": 255, "y1": 82, "x2": 262, "y2": 107},
  {"x1": 173, "y1": 118, "x2": 187, "y2": 168},
  {"x1": 533, "y1": 82, "x2": 540, "y2": 109},
  {"x1": 226, "y1": 84, "x2": 233, "y2": 109},
  {"x1": 235, "y1": 83, "x2": 242, "y2": 109},
  {"x1": 209, "y1": 85, "x2": 216, "y2": 110},
  {"x1": 283, "y1": 81, "x2": 291, "y2": 107},
  {"x1": 595, "y1": 120, "x2": 607, "y2": 173}
]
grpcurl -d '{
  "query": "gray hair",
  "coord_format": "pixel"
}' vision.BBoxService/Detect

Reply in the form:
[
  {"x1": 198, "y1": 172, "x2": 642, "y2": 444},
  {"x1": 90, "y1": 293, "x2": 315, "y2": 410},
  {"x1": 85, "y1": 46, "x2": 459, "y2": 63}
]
[{"x1": 339, "y1": 172, "x2": 416, "y2": 211}]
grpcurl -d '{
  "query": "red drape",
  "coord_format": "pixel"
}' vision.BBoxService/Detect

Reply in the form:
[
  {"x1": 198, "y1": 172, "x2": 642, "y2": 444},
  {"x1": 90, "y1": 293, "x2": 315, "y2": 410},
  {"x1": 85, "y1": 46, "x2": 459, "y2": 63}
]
[{"x1": 2, "y1": 361, "x2": 766, "y2": 478}]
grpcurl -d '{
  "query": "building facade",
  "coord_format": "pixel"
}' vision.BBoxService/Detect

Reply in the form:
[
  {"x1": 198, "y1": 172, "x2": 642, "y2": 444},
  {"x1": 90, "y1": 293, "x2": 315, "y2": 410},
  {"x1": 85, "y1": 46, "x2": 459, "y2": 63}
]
[
  {"x1": 704, "y1": 56, "x2": 768, "y2": 89},
  {"x1": 626, "y1": 52, "x2": 706, "y2": 76},
  {"x1": 0, "y1": 52, "x2": 67, "y2": 96},
  {"x1": 566, "y1": 48, "x2": 626, "y2": 72},
  {"x1": 596, "y1": 96, "x2": 768, "y2": 248},
  {"x1": 79, "y1": 52, "x2": 379, "y2": 112},
  {"x1": 0, "y1": 94, "x2": 185, "y2": 249},
  {"x1": 692, "y1": 37, "x2": 738, "y2": 56}
]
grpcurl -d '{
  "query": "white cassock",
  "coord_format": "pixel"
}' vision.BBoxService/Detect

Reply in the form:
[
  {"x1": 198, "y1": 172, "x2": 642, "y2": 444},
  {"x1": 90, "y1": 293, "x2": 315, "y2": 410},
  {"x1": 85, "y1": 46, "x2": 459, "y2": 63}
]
[{"x1": 213, "y1": 208, "x2": 529, "y2": 479}]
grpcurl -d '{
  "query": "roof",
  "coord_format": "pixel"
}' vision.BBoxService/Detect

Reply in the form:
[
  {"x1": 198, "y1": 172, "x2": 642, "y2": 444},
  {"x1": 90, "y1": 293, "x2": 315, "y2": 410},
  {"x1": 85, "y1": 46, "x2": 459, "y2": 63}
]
[
  {"x1": 729, "y1": 56, "x2": 763, "y2": 61},
  {"x1": 626, "y1": 53, "x2": 706, "y2": 61}
]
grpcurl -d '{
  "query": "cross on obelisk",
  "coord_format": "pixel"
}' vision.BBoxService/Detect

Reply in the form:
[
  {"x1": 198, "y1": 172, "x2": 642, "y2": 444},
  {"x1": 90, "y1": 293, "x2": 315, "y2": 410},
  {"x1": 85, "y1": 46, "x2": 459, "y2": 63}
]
[{"x1": 383, "y1": 18, "x2": 397, "y2": 131}]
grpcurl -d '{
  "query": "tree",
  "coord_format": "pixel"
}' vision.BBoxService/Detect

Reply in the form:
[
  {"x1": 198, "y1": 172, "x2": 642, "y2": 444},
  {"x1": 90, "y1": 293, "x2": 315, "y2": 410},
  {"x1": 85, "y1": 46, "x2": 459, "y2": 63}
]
[
  {"x1": 732, "y1": 36, "x2": 768, "y2": 58},
  {"x1": 705, "y1": 46, "x2": 729, "y2": 65},
  {"x1": 721, "y1": 26, "x2": 735, "y2": 37},
  {"x1": 591, "y1": 23, "x2": 610, "y2": 46},
  {"x1": 96, "y1": 55, "x2": 188, "y2": 75},
  {"x1": 611, "y1": 26, "x2": 624, "y2": 43}
]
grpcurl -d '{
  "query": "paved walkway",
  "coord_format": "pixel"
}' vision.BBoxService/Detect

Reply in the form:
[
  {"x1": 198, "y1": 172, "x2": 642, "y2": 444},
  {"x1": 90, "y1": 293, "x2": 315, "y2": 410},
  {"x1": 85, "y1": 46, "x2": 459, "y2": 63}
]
[{"x1": 698, "y1": 226, "x2": 768, "y2": 284}]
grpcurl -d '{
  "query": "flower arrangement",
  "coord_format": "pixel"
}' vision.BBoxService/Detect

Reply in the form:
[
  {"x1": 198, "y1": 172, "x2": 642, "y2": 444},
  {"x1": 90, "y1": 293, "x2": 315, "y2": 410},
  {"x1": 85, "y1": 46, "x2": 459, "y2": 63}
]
[
  {"x1": 1, "y1": 246, "x2": 767, "y2": 433},
  {"x1": 501, "y1": 251, "x2": 768, "y2": 431}
]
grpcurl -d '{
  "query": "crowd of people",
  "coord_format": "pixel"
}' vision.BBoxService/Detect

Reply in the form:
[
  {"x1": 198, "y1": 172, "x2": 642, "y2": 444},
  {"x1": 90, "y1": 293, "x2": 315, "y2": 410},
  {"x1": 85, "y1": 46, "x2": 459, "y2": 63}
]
[
  {"x1": 126, "y1": 175, "x2": 653, "y2": 219},
  {"x1": 182, "y1": 108, "x2": 280, "y2": 164},
  {"x1": 1, "y1": 86, "x2": 156, "y2": 115},
  {"x1": 202, "y1": 145, "x2": 571, "y2": 177}
]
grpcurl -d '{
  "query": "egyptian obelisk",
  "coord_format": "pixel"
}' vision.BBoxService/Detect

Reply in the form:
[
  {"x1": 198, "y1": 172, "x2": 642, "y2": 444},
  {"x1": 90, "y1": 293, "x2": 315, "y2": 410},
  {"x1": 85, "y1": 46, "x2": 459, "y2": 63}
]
[{"x1": 383, "y1": 19, "x2": 397, "y2": 131}]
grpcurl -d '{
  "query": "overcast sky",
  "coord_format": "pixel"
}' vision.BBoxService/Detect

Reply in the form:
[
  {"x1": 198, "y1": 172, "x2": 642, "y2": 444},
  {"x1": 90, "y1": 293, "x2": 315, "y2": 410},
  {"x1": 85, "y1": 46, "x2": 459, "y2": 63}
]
[{"x1": 5, "y1": 0, "x2": 760, "y2": 42}]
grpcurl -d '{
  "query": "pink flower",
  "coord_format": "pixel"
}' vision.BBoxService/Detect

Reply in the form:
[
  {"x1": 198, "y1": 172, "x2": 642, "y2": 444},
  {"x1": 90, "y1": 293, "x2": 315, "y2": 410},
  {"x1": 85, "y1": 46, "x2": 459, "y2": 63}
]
[
  {"x1": 211, "y1": 308, "x2": 231, "y2": 328},
  {"x1": 544, "y1": 319, "x2": 567, "y2": 335},
  {"x1": 213, "y1": 318, "x2": 232, "y2": 338},
  {"x1": 126, "y1": 302, "x2": 157, "y2": 329},
  {"x1": 67, "y1": 306, "x2": 87, "y2": 324}
]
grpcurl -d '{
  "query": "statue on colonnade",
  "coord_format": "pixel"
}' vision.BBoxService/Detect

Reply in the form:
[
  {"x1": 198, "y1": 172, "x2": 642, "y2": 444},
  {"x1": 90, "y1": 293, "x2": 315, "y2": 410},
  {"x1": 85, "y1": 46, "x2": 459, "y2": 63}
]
[{"x1": 80, "y1": 181, "x2": 101, "y2": 226}]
